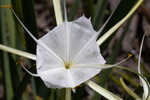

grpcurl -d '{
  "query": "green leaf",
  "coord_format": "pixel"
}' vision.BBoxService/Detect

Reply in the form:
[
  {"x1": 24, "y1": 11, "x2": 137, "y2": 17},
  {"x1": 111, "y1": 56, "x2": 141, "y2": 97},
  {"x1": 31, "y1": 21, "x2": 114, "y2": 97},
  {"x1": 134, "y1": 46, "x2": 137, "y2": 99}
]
[
  {"x1": 52, "y1": 0, "x2": 63, "y2": 25},
  {"x1": 12, "y1": 0, "x2": 26, "y2": 47},
  {"x1": 0, "y1": 0, "x2": 16, "y2": 99},
  {"x1": 21, "y1": 0, "x2": 38, "y2": 53},
  {"x1": 13, "y1": 67, "x2": 36, "y2": 100},
  {"x1": 93, "y1": 0, "x2": 108, "y2": 30},
  {"x1": 0, "y1": 44, "x2": 36, "y2": 60},
  {"x1": 68, "y1": 0, "x2": 80, "y2": 21},
  {"x1": 8, "y1": 54, "x2": 21, "y2": 97},
  {"x1": 120, "y1": 78, "x2": 142, "y2": 100},
  {"x1": 86, "y1": 80, "x2": 123, "y2": 100}
]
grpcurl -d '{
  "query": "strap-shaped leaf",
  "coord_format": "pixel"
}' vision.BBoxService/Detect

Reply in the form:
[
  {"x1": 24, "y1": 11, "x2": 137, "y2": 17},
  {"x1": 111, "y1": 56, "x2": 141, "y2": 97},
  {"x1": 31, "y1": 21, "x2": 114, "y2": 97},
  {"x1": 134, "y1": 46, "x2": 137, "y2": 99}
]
[
  {"x1": 120, "y1": 78, "x2": 142, "y2": 100},
  {"x1": 97, "y1": 0, "x2": 143, "y2": 46},
  {"x1": 138, "y1": 34, "x2": 150, "y2": 100},
  {"x1": 0, "y1": 44, "x2": 36, "y2": 60},
  {"x1": 86, "y1": 80, "x2": 123, "y2": 100}
]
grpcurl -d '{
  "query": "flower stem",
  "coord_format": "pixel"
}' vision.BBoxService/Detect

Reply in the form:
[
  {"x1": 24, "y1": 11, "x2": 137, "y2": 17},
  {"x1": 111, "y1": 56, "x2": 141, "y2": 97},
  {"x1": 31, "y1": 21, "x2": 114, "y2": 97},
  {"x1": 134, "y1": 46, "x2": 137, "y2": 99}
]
[{"x1": 65, "y1": 88, "x2": 71, "y2": 100}]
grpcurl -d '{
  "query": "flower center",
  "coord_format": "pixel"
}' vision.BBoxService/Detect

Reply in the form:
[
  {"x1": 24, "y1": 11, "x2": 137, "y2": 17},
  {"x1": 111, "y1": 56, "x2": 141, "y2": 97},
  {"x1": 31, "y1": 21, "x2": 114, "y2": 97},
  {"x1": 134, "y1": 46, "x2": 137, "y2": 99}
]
[{"x1": 64, "y1": 62, "x2": 71, "y2": 69}]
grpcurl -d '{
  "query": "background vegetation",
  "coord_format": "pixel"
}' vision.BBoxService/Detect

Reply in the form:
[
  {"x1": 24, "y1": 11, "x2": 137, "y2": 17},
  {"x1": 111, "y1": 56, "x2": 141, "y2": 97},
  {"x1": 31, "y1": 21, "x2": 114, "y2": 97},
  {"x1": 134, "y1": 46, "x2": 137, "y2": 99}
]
[{"x1": 0, "y1": 0, "x2": 150, "y2": 100}]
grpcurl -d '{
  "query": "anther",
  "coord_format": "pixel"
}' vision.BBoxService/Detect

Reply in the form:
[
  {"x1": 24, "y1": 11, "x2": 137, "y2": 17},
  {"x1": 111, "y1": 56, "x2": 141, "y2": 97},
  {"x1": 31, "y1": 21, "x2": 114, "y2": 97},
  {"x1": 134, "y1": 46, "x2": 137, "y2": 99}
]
[
  {"x1": 0, "y1": 5, "x2": 12, "y2": 8},
  {"x1": 128, "y1": 53, "x2": 133, "y2": 58}
]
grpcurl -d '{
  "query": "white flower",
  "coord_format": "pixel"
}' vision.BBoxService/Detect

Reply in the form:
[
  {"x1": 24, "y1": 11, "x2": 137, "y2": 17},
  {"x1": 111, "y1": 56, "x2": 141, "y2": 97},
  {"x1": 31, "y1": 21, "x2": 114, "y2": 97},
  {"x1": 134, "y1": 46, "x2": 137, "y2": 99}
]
[{"x1": 36, "y1": 16, "x2": 105, "y2": 88}]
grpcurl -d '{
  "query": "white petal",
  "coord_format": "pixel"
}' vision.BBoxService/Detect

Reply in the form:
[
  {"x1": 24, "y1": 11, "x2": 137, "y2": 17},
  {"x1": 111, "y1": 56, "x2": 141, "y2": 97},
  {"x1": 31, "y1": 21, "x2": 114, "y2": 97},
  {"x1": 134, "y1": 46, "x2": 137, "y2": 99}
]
[
  {"x1": 69, "y1": 16, "x2": 98, "y2": 60},
  {"x1": 72, "y1": 36, "x2": 105, "y2": 65},
  {"x1": 69, "y1": 67, "x2": 101, "y2": 86},
  {"x1": 38, "y1": 23, "x2": 67, "y2": 61},
  {"x1": 36, "y1": 45, "x2": 63, "y2": 73},
  {"x1": 39, "y1": 67, "x2": 101, "y2": 88},
  {"x1": 73, "y1": 16, "x2": 95, "y2": 32},
  {"x1": 39, "y1": 68, "x2": 75, "y2": 88}
]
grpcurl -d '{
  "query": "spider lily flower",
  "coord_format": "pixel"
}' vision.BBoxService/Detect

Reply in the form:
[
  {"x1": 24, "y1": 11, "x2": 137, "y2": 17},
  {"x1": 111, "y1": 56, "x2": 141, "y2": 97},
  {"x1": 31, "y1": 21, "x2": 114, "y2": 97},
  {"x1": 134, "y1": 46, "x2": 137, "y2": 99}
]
[
  {"x1": 36, "y1": 16, "x2": 107, "y2": 88},
  {"x1": 24, "y1": 15, "x2": 107, "y2": 88}
]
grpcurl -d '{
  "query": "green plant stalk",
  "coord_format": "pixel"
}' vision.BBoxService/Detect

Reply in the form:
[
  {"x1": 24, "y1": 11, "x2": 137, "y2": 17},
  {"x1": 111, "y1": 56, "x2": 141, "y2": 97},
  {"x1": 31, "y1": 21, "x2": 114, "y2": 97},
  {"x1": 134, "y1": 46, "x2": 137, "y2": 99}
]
[
  {"x1": 21, "y1": 0, "x2": 39, "y2": 99},
  {"x1": 109, "y1": 74, "x2": 122, "y2": 87},
  {"x1": 6, "y1": 9, "x2": 16, "y2": 48},
  {"x1": 93, "y1": 0, "x2": 108, "y2": 31},
  {"x1": 114, "y1": 70, "x2": 139, "y2": 87},
  {"x1": 8, "y1": 55, "x2": 20, "y2": 93},
  {"x1": 120, "y1": 78, "x2": 142, "y2": 100},
  {"x1": 134, "y1": 57, "x2": 150, "y2": 77},
  {"x1": 22, "y1": 0, "x2": 38, "y2": 53},
  {"x1": 2, "y1": 53, "x2": 13, "y2": 100},
  {"x1": 0, "y1": 2, "x2": 14, "y2": 100},
  {"x1": 65, "y1": 88, "x2": 71, "y2": 100},
  {"x1": 12, "y1": 0, "x2": 26, "y2": 47},
  {"x1": 5, "y1": 2, "x2": 22, "y2": 97},
  {"x1": 68, "y1": 0, "x2": 80, "y2": 21},
  {"x1": 48, "y1": 89, "x2": 55, "y2": 100},
  {"x1": 137, "y1": 34, "x2": 150, "y2": 100}
]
